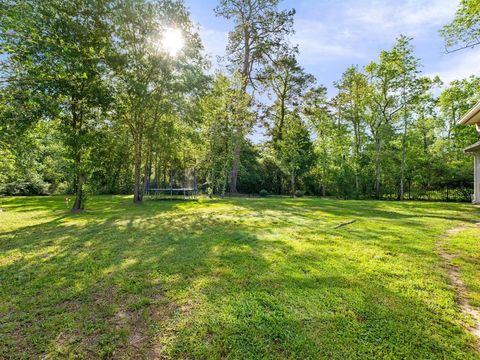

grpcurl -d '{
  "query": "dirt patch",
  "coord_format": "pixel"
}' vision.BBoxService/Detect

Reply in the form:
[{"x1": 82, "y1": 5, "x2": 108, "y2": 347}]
[
  {"x1": 148, "y1": 301, "x2": 178, "y2": 359},
  {"x1": 445, "y1": 225, "x2": 470, "y2": 236},
  {"x1": 437, "y1": 224, "x2": 480, "y2": 351},
  {"x1": 119, "y1": 311, "x2": 149, "y2": 355},
  {"x1": 148, "y1": 298, "x2": 197, "y2": 359}
]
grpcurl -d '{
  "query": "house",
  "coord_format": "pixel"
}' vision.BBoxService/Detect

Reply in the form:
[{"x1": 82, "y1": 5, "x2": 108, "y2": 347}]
[{"x1": 459, "y1": 102, "x2": 480, "y2": 204}]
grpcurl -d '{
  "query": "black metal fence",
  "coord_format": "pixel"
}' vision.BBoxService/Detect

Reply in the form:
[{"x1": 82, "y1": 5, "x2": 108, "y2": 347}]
[{"x1": 381, "y1": 185, "x2": 473, "y2": 202}]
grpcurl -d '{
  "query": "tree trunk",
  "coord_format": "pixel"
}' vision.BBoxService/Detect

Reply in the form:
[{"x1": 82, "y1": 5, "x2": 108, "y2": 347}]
[
  {"x1": 322, "y1": 148, "x2": 327, "y2": 197},
  {"x1": 133, "y1": 132, "x2": 143, "y2": 203},
  {"x1": 71, "y1": 104, "x2": 85, "y2": 212},
  {"x1": 210, "y1": 169, "x2": 215, "y2": 197},
  {"x1": 229, "y1": 22, "x2": 251, "y2": 195},
  {"x1": 448, "y1": 106, "x2": 456, "y2": 140},
  {"x1": 154, "y1": 152, "x2": 160, "y2": 188},
  {"x1": 163, "y1": 161, "x2": 167, "y2": 188},
  {"x1": 275, "y1": 171, "x2": 282, "y2": 195},
  {"x1": 355, "y1": 173, "x2": 359, "y2": 199},
  {"x1": 143, "y1": 143, "x2": 152, "y2": 194},
  {"x1": 400, "y1": 82, "x2": 408, "y2": 201},
  {"x1": 291, "y1": 169, "x2": 296, "y2": 197},
  {"x1": 354, "y1": 121, "x2": 360, "y2": 198},
  {"x1": 230, "y1": 141, "x2": 241, "y2": 194},
  {"x1": 374, "y1": 134, "x2": 381, "y2": 199},
  {"x1": 72, "y1": 154, "x2": 85, "y2": 212},
  {"x1": 131, "y1": 113, "x2": 144, "y2": 204},
  {"x1": 400, "y1": 114, "x2": 407, "y2": 201}
]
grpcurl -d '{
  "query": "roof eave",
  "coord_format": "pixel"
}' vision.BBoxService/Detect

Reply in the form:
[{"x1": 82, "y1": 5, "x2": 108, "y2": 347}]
[
  {"x1": 464, "y1": 141, "x2": 480, "y2": 153},
  {"x1": 459, "y1": 102, "x2": 480, "y2": 125}
]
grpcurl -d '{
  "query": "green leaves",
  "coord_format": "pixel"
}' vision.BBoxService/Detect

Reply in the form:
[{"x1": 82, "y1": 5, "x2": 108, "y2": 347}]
[
  {"x1": 198, "y1": 74, "x2": 253, "y2": 195},
  {"x1": 278, "y1": 115, "x2": 314, "y2": 179},
  {"x1": 441, "y1": 0, "x2": 480, "y2": 50}
]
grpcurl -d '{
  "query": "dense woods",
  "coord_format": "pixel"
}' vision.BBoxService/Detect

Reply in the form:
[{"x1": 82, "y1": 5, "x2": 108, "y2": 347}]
[{"x1": 1, "y1": 0, "x2": 479, "y2": 210}]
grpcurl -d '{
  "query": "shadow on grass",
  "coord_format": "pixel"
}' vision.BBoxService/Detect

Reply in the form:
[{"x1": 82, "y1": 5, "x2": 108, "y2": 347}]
[
  {"x1": 233, "y1": 197, "x2": 480, "y2": 223},
  {"x1": 0, "y1": 196, "x2": 479, "y2": 359},
  {"x1": 0, "y1": 200, "x2": 295, "y2": 358}
]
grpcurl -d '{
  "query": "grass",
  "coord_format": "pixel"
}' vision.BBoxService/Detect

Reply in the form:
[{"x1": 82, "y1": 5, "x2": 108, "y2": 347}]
[
  {"x1": 0, "y1": 195, "x2": 479, "y2": 359},
  {"x1": 444, "y1": 225, "x2": 480, "y2": 309}
]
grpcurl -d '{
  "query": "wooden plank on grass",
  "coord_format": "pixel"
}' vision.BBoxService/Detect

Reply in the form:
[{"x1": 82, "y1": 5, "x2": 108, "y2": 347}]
[{"x1": 333, "y1": 220, "x2": 357, "y2": 229}]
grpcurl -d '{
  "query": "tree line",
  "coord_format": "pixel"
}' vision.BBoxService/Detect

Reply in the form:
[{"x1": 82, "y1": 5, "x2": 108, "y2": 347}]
[{"x1": 1, "y1": 0, "x2": 479, "y2": 210}]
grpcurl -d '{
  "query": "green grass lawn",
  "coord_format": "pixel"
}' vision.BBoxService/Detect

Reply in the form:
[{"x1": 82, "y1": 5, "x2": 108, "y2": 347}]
[
  {"x1": 1, "y1": 196, "x2": 479, "y2": 359},
  {"x1": 444, "y1": 225, "x2": 480, "y2": 309}
]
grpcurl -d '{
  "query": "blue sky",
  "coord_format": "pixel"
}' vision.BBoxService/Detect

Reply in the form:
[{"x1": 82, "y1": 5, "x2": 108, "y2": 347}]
[{"x1": 185, "y1": 0, "x2": 480, "y2": 96}]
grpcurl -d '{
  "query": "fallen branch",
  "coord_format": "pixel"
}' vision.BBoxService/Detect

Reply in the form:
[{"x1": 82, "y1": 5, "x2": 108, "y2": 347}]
[{"x1": 333, "y1": 220, "x2": 356, "y2": 229}]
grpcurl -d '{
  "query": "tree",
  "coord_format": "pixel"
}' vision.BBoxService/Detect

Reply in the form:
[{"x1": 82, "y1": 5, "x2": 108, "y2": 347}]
[
  {"x1": 262, "y1": 54, "x2": 314, "y2": 143},
  {"x1": 199, "y1": 74, "x2": 252, "y2": 196},
  {"x1": 1, "y1": 0, "x2": 114, "y2": 211},
  {"x1": 391, "y1": 36, "x2": 423, "y2": 200},
  {"x1": 334, "y1": 66, "x2": 369, "y2": 197},
  {"x1": 215, "y1": 0, "x2": 295, "y2": 193},
  {"x1": 302, "y1": 86, "x2": 338, "y2": 197},
  {"x1": 441, "y1": 0, "x2": 480, "y2": 51},
  {"x1": 279, "y1": 114, "x2": 315, "y2": 197},
  {"x1": 111, "y1": 0, "x2": 204, "y2": 203},
  {"x1": 437, "y1": 77, "x2": 480, "y2": 187},
  {"x1": 365, "y1": 47, "x2": 400, "y2": 198},
  {"x1": 438, "y1": 76, "x2": 480, "y2": 138},
  {"x1": 260, "y1": 53, "x2": 315, "y2": 194}
]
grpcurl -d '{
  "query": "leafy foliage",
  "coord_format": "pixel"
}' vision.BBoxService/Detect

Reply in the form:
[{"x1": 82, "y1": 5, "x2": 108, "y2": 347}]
[
  {"x1": 0, "y1": 1, "x2": 478, "y2": 203},
  {"x1": 441, "y1": 0, "x2": 480, "y2": 50}
]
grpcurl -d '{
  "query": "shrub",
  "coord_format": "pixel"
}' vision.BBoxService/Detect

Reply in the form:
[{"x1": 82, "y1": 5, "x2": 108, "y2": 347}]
[
  {"x1": 259, "y1": 189, "x2": 269, "y2": 197},
  {"x1": 0, "y1": 179, "x2": 50, "y2": 196},
  {"x1": 294, "y1": 190, "x2": 304, "y2": 197},
  {"x1": 52, "y1": 182, "x2": 69, "y2": 195}
]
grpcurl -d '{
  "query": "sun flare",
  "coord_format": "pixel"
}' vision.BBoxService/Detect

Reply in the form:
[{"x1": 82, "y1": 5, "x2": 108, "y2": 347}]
[{"x1": 161, "y1": 28, "x2": 184, "y2": 57}]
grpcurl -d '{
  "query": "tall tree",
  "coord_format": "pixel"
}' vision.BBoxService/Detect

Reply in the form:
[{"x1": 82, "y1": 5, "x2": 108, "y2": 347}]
[
  {"x1": 365, "y1": 46, "x2": 401, "y2": 199},
  {"x1": 278, "y1": 114, "x2": 314, "y2": 197},
  {"x1": 391, "y1": 36, "x2": 423, "y2": 200},
  {"x1": 111, "y1": 0, "x2": 204, "y2": 203},
  {"x1": 438, "y1": 76, "x2": 480, "y2": 138},
  {"x1": 262, "y1": 54, "x2": 314, "y2": 145},
  {"x1": 215, "y1": 0, "x2": 295, "y2": 193},
  {"x1": 199, "y1": 74, "x2": 252, "y2": 196},
  {"x1": 260, "y1": 53, "x2": 314, "y2": 193},
  {"x1": 334, "y1": 66, "x2": 369, "y2": 197},
  {"x1": 303, "y1": 86, "x2": 335, "y2": 197},
  {"x1": 1, "y1": 0, "x2": 114, "y2": 211}
]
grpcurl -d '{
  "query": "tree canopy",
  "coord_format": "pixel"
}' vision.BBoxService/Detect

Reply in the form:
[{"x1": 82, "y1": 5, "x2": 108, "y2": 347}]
[
  {"x1": 0, "y1": 0, "x2": 479, "y2": 206},
  {"x1": 441, "y1": 0, "x2": 480, "y2": 51}
]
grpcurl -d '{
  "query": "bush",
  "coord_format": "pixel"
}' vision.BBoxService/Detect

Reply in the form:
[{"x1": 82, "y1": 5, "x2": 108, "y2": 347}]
[
  {"x1": 0, "y1": 179, "x2": 50, "y2": 196},
  {"x1": 294, "y1": 190, "x2": 304, "y2": 197},
  {"x1": 259, "y1": 189, "x2": 269, "y2": 197},
  {"x1": 51, "y1": 182, "x2": 69, "y2": 195}
]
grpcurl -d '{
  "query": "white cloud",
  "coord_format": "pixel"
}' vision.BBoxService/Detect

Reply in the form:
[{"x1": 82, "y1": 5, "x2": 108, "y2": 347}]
[
  {"x1": 198, "y1": 26, "x2": 228, "y2": 62},
  {"x1": 342, "y1": 0, "x2": 457, "y2": 38},
  {"x1": 290, "y1": 0, "x2": 461, "y2": 81},
  {"x1": 293, "y1": 19, "x2": 366, "y2": 65},
  {"x1": 427, "y1": 50, "x2": 480, "y2": 85},
  {"x1": 193, "y1": 0, "x2": 473, "y2": 92}
]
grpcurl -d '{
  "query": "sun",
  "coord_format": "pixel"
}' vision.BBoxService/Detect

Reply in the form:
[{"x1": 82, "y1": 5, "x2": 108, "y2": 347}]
[{"x1": 161, "y1": 28, "x2": 185, "y2": 57}]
